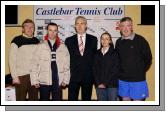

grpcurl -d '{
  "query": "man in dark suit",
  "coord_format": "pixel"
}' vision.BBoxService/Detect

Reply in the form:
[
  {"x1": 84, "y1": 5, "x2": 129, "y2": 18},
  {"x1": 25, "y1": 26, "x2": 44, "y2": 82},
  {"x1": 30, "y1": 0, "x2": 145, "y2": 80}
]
[{"x1": 65, "y1": 16, "x2": 97, "y2": 101}]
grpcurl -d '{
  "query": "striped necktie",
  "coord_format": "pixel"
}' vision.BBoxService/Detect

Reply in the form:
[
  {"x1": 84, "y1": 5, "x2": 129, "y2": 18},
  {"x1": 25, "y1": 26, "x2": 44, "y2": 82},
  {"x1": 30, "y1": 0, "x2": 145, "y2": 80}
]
[{"x1": 79, "y1": 35, "x2": 84, "y2": 56}]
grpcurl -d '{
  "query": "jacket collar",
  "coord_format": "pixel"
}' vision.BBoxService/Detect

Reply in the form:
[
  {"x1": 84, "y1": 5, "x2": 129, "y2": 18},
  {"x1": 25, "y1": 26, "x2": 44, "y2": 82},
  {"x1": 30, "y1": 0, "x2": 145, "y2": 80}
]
[
  {"x1": 121, "y1": 33, "x2": 135, "y2": 40},
  {"x1": 99, "y1": 45, "x2": 114, "y2": 56},
  {"x1": 44, "y1": 35, "x2": 61, "y2": 48}
]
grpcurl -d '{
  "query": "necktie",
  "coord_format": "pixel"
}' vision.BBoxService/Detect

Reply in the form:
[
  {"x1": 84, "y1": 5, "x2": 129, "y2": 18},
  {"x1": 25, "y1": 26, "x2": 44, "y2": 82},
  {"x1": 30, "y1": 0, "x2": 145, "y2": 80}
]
[{"x1": 79, "y1": 35, "x2": 84, "y2": 56}]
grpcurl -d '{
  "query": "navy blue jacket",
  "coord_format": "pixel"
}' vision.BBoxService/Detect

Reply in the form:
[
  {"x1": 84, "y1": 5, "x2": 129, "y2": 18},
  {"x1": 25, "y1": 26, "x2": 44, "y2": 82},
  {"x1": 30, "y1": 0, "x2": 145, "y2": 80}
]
[{"x1": 93, "y1": 45, "x2": 119, "y2": 88}]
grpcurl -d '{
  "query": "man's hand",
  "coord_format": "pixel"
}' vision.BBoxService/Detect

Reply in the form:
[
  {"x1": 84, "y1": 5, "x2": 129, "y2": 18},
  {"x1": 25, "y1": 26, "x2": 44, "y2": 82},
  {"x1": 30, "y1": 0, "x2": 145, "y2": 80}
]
[
  {"x1": 12, "y1": 77, "x2": 20, "y2": 84},
  {"x1": 98, "y1": 84, "x2": 106, "y2": 88},
  {"x1": 61, "y1": 82, "x2": 67, "y2": 87},
  {"x1": 34, "y1": 84, "x2": 40, "y2": 88}
]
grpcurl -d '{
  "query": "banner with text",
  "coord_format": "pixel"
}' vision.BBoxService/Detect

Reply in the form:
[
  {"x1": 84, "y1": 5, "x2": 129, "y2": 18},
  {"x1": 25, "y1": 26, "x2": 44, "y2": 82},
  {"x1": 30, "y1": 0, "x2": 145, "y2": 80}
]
[{"x1": 34, "y1": 5, "x2": 125, "y2": 47}]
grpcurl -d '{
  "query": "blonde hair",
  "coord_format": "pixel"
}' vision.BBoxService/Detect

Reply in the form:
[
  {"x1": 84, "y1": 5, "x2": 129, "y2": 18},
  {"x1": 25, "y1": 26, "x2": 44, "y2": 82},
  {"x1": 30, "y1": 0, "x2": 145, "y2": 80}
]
[{"x1": 22, "y1": 19, "x2": 35, "y2": 28}]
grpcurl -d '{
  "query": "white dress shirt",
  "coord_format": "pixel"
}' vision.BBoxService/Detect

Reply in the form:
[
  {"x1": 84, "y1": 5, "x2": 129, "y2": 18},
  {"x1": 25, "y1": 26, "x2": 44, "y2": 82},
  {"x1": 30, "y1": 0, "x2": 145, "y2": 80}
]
[
  {"x1": 101, "y1": 47, "x2": 109, "y2": 55},
  {"x1": 77, "y1": 33, "x2": 86, "y2": 49}
]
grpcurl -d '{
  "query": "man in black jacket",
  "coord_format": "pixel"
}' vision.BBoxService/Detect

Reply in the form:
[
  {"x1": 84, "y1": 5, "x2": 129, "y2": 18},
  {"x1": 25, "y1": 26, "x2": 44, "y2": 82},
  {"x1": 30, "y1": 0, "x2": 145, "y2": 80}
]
[
  {"x1": 65, "y1": 16, "x2": 97, "y2": 100},
  {"x1": 115, "y1": 17, "x2": 152, "y2": 101}
]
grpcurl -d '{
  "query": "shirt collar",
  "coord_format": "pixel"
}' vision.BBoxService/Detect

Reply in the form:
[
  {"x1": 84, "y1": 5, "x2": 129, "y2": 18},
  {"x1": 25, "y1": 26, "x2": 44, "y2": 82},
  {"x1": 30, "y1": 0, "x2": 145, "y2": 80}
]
[
  {"x1": 48, "y1": 38, "x2": 56, "y2": 46},
  {"x1": 101, "y1": 46, "x2": 109, "y2": 55},
  {"x1": 77, "y1": 33, "x2": 86, "y2": 39},
  {"x1": 121, "y1": 33, "x2": 135, "y2": 40},
  {"x1": 22, "y1": 33, "x2": 33, "y2": 38}
]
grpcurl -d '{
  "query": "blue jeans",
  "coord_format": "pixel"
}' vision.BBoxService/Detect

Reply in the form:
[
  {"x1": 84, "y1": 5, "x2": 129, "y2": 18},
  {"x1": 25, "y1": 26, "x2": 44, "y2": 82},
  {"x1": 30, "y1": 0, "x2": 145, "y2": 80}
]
[{"x1": 96, "y1": 88, "x2": 118, "y2": 101}]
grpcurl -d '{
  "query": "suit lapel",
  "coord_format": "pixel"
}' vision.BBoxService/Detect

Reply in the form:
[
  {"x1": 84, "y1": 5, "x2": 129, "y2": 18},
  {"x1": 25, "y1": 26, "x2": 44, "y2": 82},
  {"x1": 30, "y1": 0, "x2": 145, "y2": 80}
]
[
  {"x1": 73, "y1": 35, "x2": 81, "y2": 56},
  {"x1": 84, "y1": 34, "x2": 90, "y2": 55}
]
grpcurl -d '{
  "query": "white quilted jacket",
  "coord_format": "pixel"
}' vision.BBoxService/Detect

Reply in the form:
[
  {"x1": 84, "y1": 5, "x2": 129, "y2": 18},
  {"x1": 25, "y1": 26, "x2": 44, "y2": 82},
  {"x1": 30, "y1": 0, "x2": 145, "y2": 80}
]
[{"x1": 30, "y1": 40, "x2": 70, "y2": 86}]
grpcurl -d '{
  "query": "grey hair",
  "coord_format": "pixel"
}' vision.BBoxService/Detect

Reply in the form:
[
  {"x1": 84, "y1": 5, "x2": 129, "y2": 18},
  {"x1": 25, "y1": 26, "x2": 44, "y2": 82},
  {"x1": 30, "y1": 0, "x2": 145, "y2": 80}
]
[{"x1": 75, "y1": 16, "x2": 87, "y2": 25}]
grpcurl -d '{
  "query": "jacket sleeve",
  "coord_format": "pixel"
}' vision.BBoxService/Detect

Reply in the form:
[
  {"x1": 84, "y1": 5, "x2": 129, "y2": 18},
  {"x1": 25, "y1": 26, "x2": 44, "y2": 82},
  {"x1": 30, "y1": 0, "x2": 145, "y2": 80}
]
[
  {"x1": 115, "y1": 39, "x2": 120, "y2": 52},
  {"x1": 106, "y1": 51, "x2": 120, "y2": 86},
  {"x1": 93, "y1": 55, "x2": 101, "y2": 86},
  {"x1": 9, "y1": 43, "x2": 18, "y2": 78},
  {"x1": 30, "y1": 44, "x2": 41, "y2": 85},
  {"x1": 93, "y1": 37, "x2": 98, "y2": 53},
  {"x1": 141, "y1": 38, "x2": 152, "y2": 71},
  {"x1": 62, "y1": 45, "x2": 71, "y2": 85}
]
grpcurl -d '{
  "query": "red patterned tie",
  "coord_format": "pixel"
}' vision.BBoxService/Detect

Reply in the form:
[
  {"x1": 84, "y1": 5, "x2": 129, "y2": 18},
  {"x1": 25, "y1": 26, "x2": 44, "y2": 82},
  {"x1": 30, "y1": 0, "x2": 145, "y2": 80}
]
[{"x1": 79, "y1": 35, "x2": 84, "y2": 56}]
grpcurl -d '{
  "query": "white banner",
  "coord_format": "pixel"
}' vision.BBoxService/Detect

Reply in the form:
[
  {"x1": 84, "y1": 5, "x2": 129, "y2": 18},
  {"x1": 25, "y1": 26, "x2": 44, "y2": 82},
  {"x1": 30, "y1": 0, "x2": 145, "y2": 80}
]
[{"x1": 34, "y1": 5, "x2": 125, "y2": 47}]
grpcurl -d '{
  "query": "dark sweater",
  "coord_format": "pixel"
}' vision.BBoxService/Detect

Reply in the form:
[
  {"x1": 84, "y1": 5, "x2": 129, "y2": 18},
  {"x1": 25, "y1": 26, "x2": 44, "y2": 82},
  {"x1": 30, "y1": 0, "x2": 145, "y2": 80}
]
[
  {"x1": 93, "y1": 45, "x2": 119, "y2": 88},
  {"x1": 115, "y1": 34, "x2": 152, "y2": 82},
  {"x1": 11, "y1": 35, "x2": 39, "y2": 48}
]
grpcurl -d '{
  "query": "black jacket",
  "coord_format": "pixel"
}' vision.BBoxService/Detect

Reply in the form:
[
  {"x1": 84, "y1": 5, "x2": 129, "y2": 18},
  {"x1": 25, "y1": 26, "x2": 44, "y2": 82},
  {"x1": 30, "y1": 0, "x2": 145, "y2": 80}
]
[
  {"x1": 65, "y1": 34, "x2": 97, "y2": 83},
  {"x1": 93, "y1": 46, "x2": 119, "y2": 88},
  {"x1": 115, "y1": 34, "x2": 152, "y2": 82}
]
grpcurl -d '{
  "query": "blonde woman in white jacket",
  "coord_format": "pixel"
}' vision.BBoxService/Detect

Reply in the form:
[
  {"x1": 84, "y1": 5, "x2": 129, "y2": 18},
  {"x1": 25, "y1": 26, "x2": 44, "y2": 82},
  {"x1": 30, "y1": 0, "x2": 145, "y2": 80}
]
[{"x1": 30, "y1": 23, "x2": 70, "y2": 101}]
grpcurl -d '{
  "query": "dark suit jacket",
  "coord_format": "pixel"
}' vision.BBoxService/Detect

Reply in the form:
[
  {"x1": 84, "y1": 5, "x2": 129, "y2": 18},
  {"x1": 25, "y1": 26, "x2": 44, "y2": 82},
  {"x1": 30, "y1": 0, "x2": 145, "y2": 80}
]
[{"x1": 65, "y1": 34, "x2": 97, "y2": 83}]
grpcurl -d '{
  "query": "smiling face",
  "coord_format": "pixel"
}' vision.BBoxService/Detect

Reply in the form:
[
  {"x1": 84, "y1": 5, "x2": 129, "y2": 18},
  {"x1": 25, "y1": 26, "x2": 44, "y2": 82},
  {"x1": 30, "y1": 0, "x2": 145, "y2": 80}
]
[
  {"x1": 22, "y1": 22, "x2": 35, "y2": 37},
  {"x1": 47, "y1": 25, "x2": 58, "y2": 40},
  {"x1": 75, "y1": 17, "x2": 87, "y2": 35},
  {"x1": 119, "y1": 20, "x2": 133, "y2": 37},
  {"x1": 101, "y1": 34, "x2": 112, "y2": 48}
]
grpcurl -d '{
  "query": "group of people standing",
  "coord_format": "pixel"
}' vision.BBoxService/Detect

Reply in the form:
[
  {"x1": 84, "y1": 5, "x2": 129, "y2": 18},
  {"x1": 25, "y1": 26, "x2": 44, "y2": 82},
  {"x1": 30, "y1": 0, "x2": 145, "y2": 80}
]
[{"x1": 9, "y1": 16, "x2": 152, "y2": 101}]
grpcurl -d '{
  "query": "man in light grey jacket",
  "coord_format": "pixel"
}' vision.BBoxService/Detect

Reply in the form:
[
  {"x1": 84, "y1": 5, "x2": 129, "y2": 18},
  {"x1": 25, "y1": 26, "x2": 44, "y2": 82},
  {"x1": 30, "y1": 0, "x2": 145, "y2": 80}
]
[
  {"x1": 9, "y1": 19, "x2": 40, "y2": 101},
  {"x1": 30, "y1": 22, "x2": 70, "y2": 101}
]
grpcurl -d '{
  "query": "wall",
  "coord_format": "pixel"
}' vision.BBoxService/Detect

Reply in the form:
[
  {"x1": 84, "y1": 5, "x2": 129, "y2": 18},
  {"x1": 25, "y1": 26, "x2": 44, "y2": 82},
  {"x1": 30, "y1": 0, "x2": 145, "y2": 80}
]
[{"x1": 5, "y1": 5, "x2": 155, "y2": 101}]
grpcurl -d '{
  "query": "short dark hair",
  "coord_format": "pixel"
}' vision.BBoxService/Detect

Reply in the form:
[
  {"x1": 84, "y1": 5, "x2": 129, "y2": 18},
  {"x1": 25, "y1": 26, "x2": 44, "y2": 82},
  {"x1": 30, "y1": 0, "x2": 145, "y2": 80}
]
[
  {"x1": 46, "y1": 22, "x2": 58, "y2": 30},
  {"x1": 120, "y1": 17, "x2": 133, "y2": 23},
  {"x1": 22, "y1": 19, "x2": 35, "y2": 28}
]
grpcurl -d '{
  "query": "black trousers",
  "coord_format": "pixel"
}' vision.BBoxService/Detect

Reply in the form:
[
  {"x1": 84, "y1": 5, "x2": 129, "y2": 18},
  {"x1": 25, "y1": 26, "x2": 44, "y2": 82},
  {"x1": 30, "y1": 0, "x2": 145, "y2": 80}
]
[
  {"x1": 68, "y1": 80, "x2": 93, "y2": 101},
  {"x1": 40, "y1": 61, "x2": 62, "y2": 101},
  {"x1": 40, "y1": 84, "x2": 62, "y2": 101}
]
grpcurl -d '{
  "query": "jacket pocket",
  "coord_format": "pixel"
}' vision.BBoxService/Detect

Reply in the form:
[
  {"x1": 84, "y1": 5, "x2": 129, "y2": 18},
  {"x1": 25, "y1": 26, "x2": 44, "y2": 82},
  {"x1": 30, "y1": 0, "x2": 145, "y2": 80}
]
[{"x1": 39, "y1": 71, "x2": 49, "y2": 84}]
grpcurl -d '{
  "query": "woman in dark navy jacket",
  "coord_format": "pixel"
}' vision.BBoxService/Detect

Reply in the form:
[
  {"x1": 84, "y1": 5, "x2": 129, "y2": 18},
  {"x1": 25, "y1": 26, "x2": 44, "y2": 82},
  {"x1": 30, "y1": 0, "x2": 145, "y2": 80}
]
[{"x1": 93, "y1": 32, "x2": 119, "y2": 101}]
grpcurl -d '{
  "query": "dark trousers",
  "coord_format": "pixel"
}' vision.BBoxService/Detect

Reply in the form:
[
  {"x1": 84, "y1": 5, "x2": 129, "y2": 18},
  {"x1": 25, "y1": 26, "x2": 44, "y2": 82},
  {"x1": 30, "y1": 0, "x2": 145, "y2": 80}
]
[
  {"x1": 15, "y1": 74, "x2": 38, "y2": 101},
  {"x1": 68, "y1": 80, "x2": 93, "y2": 101},
  {"x1": 40, "y1": 84, "x2": 62, "y2": 101},
  {"x1": 40, "y1": 61, "x2": 62, "y2": 101}
]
